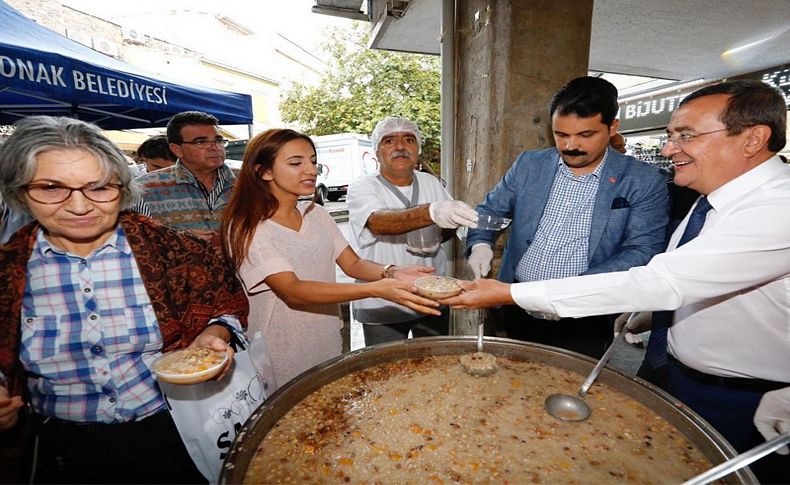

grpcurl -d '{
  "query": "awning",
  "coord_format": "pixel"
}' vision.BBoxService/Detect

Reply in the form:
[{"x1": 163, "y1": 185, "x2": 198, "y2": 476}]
[{"x1": 0, "y1": 1, "x2": 253, "y2": 129}]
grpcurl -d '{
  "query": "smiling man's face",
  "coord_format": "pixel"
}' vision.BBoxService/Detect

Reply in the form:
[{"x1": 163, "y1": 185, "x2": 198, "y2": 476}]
[{"x1": 662, "y1": 94, "x2": 753, "y2": 195}]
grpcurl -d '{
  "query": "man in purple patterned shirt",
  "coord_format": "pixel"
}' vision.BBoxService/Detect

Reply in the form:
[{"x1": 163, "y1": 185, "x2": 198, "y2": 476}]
[{"x1": 134, "y1": 111, "x2": 236, "y2": 250}]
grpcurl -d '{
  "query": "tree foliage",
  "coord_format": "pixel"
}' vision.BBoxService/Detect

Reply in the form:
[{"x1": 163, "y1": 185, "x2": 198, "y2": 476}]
[{"x1": 280, "y1": 23, "x2": 441, "y2": 166}]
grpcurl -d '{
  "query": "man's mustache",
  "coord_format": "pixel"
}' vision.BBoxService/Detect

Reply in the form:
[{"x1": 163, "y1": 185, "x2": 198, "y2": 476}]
[
  {"x1": 391, "y1": 150, "x2": 412, "y2": 159},
  {"x1": 561, "y1": 149, "x2": 587, "y2": 157}
]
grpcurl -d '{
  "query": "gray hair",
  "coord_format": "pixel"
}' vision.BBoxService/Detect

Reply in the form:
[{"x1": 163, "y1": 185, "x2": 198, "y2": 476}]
[
  {"x1": 371, "y1": 116, "x2": 423, "y2": 154},
  {"x1": 0, "y1": 116, "x2": 143, "y2": 215}
]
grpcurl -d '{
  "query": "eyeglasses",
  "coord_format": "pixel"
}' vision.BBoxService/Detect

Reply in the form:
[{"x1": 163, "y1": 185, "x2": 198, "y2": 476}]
[
  {"x1": 24, "y1": 183, "x2": 123, "y2": 204},
  {"x1": 662, "y1": 128, "x2": 728, "y2": 149},
  {"x1": 180, "y1": 138, "x2": 229, "y2": 148}
]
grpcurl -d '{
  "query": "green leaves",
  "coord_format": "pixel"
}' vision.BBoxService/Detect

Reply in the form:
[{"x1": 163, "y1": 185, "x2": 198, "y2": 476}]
[{"x1": 280, "y1": 22, "x2": 441, "y2": 168}]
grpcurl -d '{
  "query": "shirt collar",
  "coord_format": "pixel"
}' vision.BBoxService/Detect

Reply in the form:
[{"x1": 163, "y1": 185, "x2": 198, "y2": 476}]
[
  {"x1": 34, "y1": 224, "x2": 130, "y2": 260},
  {"x1": 174, "y1": 159, "x2": 234, "y2": 188},
  {"x1": 174, "y1": 160, "x2": 198, "y2": 185},
  {"x1": 706, "y1": 155, "x2": 785, "y2": 212}
]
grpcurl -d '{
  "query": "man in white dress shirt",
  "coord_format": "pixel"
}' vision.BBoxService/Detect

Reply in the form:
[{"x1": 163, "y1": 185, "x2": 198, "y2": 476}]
[{"x1": 442, "y1": 80, "x2": 789, "y2": 483}]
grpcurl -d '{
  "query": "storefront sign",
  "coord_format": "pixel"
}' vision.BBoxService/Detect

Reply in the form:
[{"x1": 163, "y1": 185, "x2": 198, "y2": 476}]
[
  {"x1": 617, "y1": 86, "x2": 706, "y2": 133},
  {"x1": 618, "y1": 63, "x2": 790, "y2": 134}
]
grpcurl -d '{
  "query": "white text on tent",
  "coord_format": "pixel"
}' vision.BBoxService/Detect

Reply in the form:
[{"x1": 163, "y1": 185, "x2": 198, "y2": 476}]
[{"x1": 0, "y1": 56, "x2": 66, "y2": 87}]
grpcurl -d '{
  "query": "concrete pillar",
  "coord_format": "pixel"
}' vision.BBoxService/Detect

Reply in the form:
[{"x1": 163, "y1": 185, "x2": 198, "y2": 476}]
[{"x1": 450, "y1": 0, "x2": 593, "y2": 336}]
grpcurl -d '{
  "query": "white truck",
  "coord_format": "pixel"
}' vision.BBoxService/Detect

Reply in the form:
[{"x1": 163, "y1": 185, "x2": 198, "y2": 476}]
[{"x1": 313, "y1": 133, "x2": 376, "y2": 204}]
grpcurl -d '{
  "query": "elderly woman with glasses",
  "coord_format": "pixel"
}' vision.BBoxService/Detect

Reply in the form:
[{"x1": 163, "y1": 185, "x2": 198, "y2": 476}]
[{"x1": 0, "y1": 116, "x2": 248, "y2": 484}]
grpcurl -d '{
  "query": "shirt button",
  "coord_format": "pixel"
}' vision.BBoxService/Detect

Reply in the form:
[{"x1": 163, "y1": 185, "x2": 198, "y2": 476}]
[
  {"x1": 81, "y1": 259, "x2": 87, "y2": 265},
  {"x1": 109, "y1": 397, "x2": 116, "y2": 403},
  {"x1": 26, "y1": 317, "x2": 34, "y2": 324},
  {"x1": 83, "y1": 288, "x2": 92, "y2": 294},
  {"x1": 90, "y1": 314, "x2": 98, "y2": 321},
  {"x1": 91, "y1": 345, "x2": 103, "y2": 354}
]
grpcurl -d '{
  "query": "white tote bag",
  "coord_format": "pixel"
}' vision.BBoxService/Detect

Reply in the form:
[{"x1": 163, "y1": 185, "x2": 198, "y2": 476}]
[{"x1": 160, "y1": 337, "x2": 276, "y2": 483}]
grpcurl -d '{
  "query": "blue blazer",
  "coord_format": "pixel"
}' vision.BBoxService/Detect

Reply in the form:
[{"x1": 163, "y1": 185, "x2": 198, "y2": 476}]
[{"x1": 466, "y1": 148, "x2": 670, "y2": 283}]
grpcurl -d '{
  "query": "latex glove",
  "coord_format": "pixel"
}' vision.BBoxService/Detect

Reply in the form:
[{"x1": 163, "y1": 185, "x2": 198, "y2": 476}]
[
  {"x1": 467, "y1": 244, "x2": 493, "y2": 279},
  {"x1": 613, "y1": 311, "x2": 653, "y2": 345},
  {"x1": 429, "y1": 200, "x2": 478, "y2": 229},
  {"x1": 753, "y1": 387, "x2": 790, "y2": 455}
]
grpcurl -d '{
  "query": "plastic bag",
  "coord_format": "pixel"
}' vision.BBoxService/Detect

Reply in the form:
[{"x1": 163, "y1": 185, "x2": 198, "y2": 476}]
[{"x1": 161, "y1": 337, "x2": 276, "y2": 483}]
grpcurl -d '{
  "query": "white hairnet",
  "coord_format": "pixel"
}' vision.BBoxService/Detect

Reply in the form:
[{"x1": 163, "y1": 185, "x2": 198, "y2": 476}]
[{"x1": 371, "y1": 116, "x2": 423, "y2": 154}]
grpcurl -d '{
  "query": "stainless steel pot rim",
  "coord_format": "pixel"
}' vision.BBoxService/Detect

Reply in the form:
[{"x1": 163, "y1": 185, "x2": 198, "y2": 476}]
[{"x1": 220, "y1": 336, "x2": 756, "y2": 484}]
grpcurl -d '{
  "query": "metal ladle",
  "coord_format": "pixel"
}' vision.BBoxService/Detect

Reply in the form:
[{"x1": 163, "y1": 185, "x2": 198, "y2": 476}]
[
  {"x1": 544, "y1": 314, "x2": 632, "y2": 422},
  {"x1": 682, "y1": 432, "x2": 789, "y2": 485}
]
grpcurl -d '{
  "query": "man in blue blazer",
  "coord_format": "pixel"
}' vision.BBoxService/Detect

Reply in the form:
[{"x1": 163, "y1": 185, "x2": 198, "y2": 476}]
[{"x1": 466, "y1": 76, "x2": 669, "y2": 357}]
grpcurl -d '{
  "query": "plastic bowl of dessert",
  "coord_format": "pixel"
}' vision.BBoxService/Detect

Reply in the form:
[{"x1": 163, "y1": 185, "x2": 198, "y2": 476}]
[
  {"x1": 151, "y1": 346, "x2": 228, "y2": 385},
  {"x1": 414, "y1": 276, "x2": 463, "y2": 299}
]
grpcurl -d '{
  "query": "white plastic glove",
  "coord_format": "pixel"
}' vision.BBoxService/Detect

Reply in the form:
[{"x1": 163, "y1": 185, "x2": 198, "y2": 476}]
[
  {"x1": 467, "y1": 243, "x2": 493, "y2": 279},
  {"x1": 429, "y1": 200, "x2": 478, "y2": 229},
  {"x1": 753, "y1": 387, "x2": 790, "y2": 455},
  {"x1": 613, "y1": 311, "x2": 653, "y2": 345}
]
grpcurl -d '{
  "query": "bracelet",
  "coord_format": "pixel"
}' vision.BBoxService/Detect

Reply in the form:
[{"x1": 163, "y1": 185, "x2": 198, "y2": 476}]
[{"x1": 381, "y1": 264, "x2": 395, "y2": 279}]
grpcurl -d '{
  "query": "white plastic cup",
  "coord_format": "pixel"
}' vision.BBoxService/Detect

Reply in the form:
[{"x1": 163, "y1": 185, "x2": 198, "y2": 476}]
[
  {"x1": 406, "y1": 226, "x2": 442, "y2": 256},
  {"x1": 476, "y1": 214, "x2": 512, "y2": 230},
  {"x1": 456, "y1": 215, "x2": 512, "y2": 240}
]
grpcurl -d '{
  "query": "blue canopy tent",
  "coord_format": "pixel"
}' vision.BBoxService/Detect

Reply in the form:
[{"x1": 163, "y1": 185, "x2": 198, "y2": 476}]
[{"x1": 0, "y1": 1, "x2": 253, "y2": 129}]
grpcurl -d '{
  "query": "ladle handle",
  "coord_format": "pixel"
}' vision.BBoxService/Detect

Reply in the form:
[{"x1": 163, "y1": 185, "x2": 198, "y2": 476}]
[
  {"x1": 473, "y1": 309, "x2": 485, "y2": 352},
  {"x1": 681, "y1": 432, "x2": 790, "y2": 485},
  {"x1": 578, "y1": 315, "x2": 631, "y2": 397}
]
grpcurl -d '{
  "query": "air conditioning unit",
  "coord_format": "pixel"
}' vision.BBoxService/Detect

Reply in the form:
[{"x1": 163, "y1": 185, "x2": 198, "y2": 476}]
[
  {"x1": 122, "y1": 26, "x2": 146, "y2": 44},
  {"x1": 92, "y1": 37, "x2": 119, "y2": 57}
]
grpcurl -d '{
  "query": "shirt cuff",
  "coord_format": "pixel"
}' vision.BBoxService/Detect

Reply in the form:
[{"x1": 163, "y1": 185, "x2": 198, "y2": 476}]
[
  {"x1": 510, "y1": 281, "x2": 556, "y2": 315},
  {"x1": 207, "y1": 316, "x2": 246, "y2": 351}
]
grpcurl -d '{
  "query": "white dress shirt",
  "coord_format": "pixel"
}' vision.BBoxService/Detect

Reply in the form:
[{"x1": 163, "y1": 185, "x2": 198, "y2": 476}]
[{"x1": 511, "y1": 156, "x2": 790, "y2": 382}]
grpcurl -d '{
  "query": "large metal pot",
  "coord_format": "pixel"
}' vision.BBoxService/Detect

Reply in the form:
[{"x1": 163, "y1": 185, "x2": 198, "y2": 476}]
[{"x1": 220, "y1": 337, "x2": 756, "y2": 483}]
